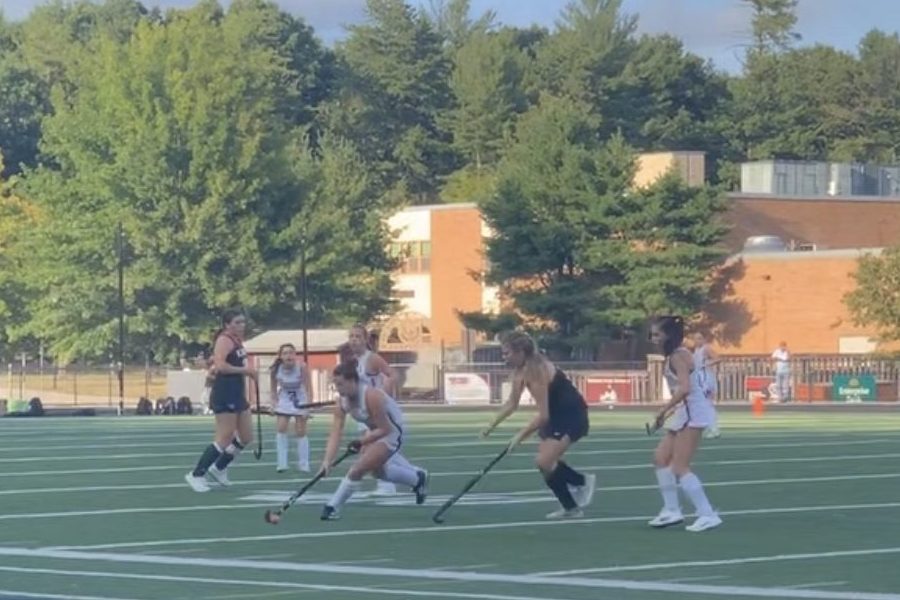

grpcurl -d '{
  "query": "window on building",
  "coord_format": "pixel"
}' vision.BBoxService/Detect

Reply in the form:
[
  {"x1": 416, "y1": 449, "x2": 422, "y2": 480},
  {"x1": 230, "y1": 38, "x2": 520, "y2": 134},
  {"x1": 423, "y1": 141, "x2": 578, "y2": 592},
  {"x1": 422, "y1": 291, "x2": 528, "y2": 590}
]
[
  {"x1": 392, "y1": 289, "x2": 415, "y2": 299},
  {"x1": 392, "y1": 240, "x2": 431, "y2": 273}
]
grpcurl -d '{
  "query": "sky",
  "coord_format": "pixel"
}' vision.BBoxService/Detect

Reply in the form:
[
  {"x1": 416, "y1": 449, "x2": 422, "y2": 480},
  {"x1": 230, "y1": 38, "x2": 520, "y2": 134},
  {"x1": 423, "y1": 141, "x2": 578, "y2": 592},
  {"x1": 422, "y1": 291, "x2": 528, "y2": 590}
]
[{"x1": 2, "y1": 0, "x2": 900, "y2": 72}]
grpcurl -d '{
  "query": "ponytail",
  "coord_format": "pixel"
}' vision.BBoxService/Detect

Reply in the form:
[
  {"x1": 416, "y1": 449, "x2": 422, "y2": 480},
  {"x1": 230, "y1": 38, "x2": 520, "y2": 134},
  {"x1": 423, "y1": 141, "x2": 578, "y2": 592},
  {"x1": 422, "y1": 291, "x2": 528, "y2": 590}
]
[{"x1": 270, "y1": 343, "x2": 296, "y2": 374}]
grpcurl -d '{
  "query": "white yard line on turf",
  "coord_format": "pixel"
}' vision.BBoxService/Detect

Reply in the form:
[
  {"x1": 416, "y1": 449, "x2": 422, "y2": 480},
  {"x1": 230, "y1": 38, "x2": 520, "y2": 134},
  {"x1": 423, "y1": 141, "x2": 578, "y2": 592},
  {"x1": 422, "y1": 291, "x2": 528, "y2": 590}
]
[
  {"x1": 3, "y1": 472, "x2": 898, "y2": 520},
  {"x1": 663, "y1": 576, "x2": 732, "y2": 584},
  {"x1": 0, "y1": 436, "x2": 894, "y2": 466},
  {"x1": 51, "y1": 501, "x2": 900, "y2": 551},
  {"x1": 4, "y1": 450, "x2": 900, "y2": 481},
  {"x1": 1, "y1": 547, "x2": 899, "y2": 600},
  {"x1": 0, "y1": 564, "x2": 566, "y2": 600},
  {"x1": 531, "y1": 547, "x2": 900, "y2": 577},
  {"x1": 787, "y1": 583, "x2": 850, "y2": 590},
  {"x1": 0, "y1": 591, "x2": 142, "y2": 600}
]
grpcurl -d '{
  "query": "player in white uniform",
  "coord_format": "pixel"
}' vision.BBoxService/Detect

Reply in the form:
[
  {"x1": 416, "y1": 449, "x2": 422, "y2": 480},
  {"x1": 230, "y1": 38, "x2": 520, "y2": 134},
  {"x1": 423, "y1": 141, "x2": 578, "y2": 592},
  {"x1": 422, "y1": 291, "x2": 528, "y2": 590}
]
[
  {"x1": 347, "y1": 325, "x2": 398, "y2": 496},
  {"x1": 270, "y1": 343, "x2": 313, "y2": 473},
  {"x1": 318, "y1": 359, "x2": 429, "y2": 520},
  {"x1": 692, "y1": 333, "x2": 721, "y2": 439},
  {"x1": 648, "y1": 316, "x2": 722, "y2": 533}
]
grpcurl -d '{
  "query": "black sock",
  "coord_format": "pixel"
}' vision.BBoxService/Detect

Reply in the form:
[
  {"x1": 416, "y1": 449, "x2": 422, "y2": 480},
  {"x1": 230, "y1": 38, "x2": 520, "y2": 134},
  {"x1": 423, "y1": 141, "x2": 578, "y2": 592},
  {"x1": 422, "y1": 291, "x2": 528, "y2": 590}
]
[
  {"x1": 544, "y1": 466, "x2": 578, "y2": 510},
  {"x1": 556, "y1": 461, "x2": 586, "y2": 487},
  {"x1": 192, "y1": 444, "x2": 222, "y2": 477},
  {"x1": 213, "y1": 436, "x2": 245, "y2": 471}
]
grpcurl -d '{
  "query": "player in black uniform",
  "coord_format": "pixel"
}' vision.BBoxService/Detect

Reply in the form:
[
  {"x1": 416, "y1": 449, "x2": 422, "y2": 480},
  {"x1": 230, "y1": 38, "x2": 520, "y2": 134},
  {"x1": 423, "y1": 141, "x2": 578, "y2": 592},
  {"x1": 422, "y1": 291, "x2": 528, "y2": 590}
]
[
  {"x1": 185, "y1": 309, "x2": 257, "y2": 492},
  {"x1": 482, "y1": 331, "x2": 595, "y2": 519}
]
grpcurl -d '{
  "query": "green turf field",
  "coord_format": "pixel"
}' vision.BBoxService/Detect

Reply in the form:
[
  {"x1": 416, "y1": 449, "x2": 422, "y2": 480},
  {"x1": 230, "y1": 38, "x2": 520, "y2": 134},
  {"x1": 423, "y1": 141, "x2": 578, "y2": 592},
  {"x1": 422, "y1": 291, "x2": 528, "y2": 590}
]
[{"x1": 0, "y1": 410, "x2": 899, "y2": 600}]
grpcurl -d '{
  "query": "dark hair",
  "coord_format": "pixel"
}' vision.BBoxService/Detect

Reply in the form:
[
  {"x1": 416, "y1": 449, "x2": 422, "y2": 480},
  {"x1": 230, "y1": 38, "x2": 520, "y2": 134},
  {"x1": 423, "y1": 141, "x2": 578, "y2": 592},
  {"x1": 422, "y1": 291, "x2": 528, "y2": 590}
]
[
  {"x1": 270, "y1": 343, "x2": 296, "y2": 374},
  {"x1": 333, "y1": 359, "x2": 360, "y2": 381},
  {"x1": 337, "y1": 342, "x2": 354, "y2": 362},
  {"x1": 212, "y1": 308, "x2": 245, "y2": 344},
  {"x1": 652, "y1": 316, "x2": 685, "y2": 357}
]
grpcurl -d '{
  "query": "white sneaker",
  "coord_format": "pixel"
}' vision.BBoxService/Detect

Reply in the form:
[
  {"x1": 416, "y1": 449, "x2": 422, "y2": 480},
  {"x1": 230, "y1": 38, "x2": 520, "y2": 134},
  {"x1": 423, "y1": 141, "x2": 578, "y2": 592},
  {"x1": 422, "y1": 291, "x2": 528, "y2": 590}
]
[
  {"x1": 276, "y1": 465, "x2": 288, "y2": 473},
  {"x1": 546, "y1": 507, "x2": 584, "y2": 520},
  {"x1": 185, "y1": 472, "x2": 211, "y2": 493},
  {"x1": 207, "y1": 466, "x2": 232, "y2": 487},
  {"x1": 571, "y1": 473, "x2": 597, "y2": 508},
  {"x1": 371, "y1": 480, "x2": 397, "y2": 496},
  {"x1": 648, "y1": 509, "x2": 684, "y2": 528},
  {"x1": 686, "y1": 514, "x2": 722, "y2": 532},
  {"x1": 298, "y1": 462, "x2": 311, "y2": 473},
  {"x1": 704, "y1": 427, "x2": 721, "y2": 439}
]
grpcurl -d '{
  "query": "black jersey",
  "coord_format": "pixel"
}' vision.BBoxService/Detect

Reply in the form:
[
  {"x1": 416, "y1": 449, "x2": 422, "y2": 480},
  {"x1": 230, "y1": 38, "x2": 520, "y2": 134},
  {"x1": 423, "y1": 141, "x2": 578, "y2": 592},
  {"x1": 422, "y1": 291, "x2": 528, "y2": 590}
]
[
  {"x1": 210, "y1": 334, "x2": 249, "y2": 414},
  {"x1": 540, "y1": 368, "x2": 589, "y2": 442}
]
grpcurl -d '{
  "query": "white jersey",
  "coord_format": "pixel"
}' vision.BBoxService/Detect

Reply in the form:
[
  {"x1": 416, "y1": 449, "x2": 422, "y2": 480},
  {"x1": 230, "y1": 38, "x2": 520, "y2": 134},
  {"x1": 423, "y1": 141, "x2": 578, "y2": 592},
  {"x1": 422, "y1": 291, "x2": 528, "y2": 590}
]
[
  {"x1": 356, "y1": 350, "x2": 385, "y2": 389},
  {"x1": 274, "y1": 364, "x2": 309, "y2": 417},
  {"x1": 693, "y1": 345, "x2": 717, "y2": 396},
  {"x1": 664, "y1": 348, "x2": 716, "y2": 431},
  {"x1": 342, "y1": 383, "x2": 403, "y2": 452}
]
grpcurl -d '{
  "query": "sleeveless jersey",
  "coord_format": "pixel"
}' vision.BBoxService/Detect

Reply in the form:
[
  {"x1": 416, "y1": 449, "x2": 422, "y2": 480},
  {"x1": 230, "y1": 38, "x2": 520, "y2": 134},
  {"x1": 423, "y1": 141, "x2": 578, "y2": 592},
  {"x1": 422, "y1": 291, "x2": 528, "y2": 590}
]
[
  {"x1": 693, "y1": 345, "x2": 717, "y2": 395},
  {"x1": 276, "y1": 364, "x2": 307, "y2": 409},
  {"x1": 211, "y1": 334, "x2": 247, "y2": 403},
  {"x1": 341, "y1": 383, "x2": 404, "y2": 432},
  {"x1": 664, "y1": 348, "x2": 705, "y2": 403},
  {"x1": 547, "y1": 368, "x2": 587, "y2": 417},
  {"x1": 356, "y1": 350, "x2": 385, "y2": 389}
]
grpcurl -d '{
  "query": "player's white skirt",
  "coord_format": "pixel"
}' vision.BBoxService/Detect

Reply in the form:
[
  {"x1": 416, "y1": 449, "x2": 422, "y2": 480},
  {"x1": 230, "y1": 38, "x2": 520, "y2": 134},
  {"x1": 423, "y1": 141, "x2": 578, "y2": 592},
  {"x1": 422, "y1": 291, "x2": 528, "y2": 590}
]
[
  {"x1": 666, "y1": 395, "x2": 717, "y2": 431},
  {"x1": 274, "y1": 397, "x2": 310, "y2": 418}
]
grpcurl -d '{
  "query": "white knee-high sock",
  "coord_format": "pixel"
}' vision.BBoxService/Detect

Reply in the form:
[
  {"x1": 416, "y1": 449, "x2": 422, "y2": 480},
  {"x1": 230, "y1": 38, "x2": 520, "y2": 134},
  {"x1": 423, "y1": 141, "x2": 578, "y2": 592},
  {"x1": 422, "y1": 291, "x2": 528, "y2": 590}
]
[
  {"x1": 276, "y1": 433, "x2": 288, "y2": 469},
  {"x1": 655, "y1": 467, "x2": 680, "y2": 513},
  {"x1": 382, "y1": 461, "x2": 420, "y2": 487},
  {"x1": 328, "y1": 477, "x2": 361, "y2": 509},
  {"x1": 679, "y1": 472, "x2": 714, "y2": 517},
  {"x1": 296, "y1": 435, "x2": 309, "y2": 467}
]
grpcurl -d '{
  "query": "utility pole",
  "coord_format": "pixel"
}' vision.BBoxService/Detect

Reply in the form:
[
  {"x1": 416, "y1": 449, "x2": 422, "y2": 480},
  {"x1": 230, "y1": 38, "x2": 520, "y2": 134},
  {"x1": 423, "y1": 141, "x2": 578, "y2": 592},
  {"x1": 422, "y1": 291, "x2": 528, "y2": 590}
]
[{"x1": 117, "y1": 222, "x2": 126, "y2": 408}]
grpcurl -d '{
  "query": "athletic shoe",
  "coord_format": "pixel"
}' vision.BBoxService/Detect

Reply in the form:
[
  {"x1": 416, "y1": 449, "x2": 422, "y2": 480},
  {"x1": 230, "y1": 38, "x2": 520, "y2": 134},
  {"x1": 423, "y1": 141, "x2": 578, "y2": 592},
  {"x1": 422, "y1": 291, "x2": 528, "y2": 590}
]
[
  {"x1": 413, "y1": 470, "x2": 429, "y2": 505},
  {"x1": 545, "y1": 507, "x2": 583, "y2": 520},
  {"x1": 648, "y1": 509, "x2": 684, "y2": 528},
  {"x1": 184, "y1": 472, "x2": 211, "y2": 493},
  {"x1": 298, "y1": 462, "x2": 311, "y2": 473},
  {"x1": 320, "y1": 505, "x2": 340, "y2": 521},
  {"x1": 276, "y1": 465, "x2": 288, "y2": 474},
  {"x1": 571, "y1": 473, "x2": 596, "y2": 508},
  {"x1": 371, "y1": 480, "x2": 397, "y2": 496},
  {"x1": 207, "y1": 466, "x2": 232, "y2": 487},
  {"x1": 704, "y1": 427, "x2": 721, "y2": 439},
  {"x1": 686, "y1": 514, "x2": 722, "y2": 532}
]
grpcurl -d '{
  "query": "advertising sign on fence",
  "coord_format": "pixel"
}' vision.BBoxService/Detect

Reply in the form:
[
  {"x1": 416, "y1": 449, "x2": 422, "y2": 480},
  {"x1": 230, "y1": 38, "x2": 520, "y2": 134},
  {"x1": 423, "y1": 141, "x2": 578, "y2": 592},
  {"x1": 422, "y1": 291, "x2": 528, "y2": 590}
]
[
  {"x1": 584, "y1": 377, "x2": 633, "y2": 404},
  {"x1": 745, "y1": 376, "x2": 779, "y2": 402},
  {"x1": 444, "y1": 373, "x2": 491, "y2": 405},
  {"x1": 831, "y1": 374, "x2": 877, "y2": 403}
]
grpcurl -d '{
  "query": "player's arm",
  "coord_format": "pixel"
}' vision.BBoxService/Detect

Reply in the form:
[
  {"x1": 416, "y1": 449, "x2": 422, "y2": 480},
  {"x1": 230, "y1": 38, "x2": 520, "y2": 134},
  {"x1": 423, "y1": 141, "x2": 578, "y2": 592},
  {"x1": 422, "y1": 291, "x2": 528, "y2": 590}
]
[
  {"x1": 319, "y1": 402, "x2": 346, "y2": 475},
  {"x1": 212, "y1": 336, "x2": 255, "y2": 377},
  {"x1": 372, "y1": 354, "x2": 398, "y2": 396},
  {"x1": 705, "y1": 346, "x2": 720, "y2": 367},
  {"x1": 656, "y1": 351, "x2": 691, "y2": 423},
  {"x1": 482, "y1": 371, "x2": 525, "y2": 437},
  {"x1": 509, "y1": 363, "x2": 550, "y2": 448},
  {"x1": 360, "y1": 389, "x2": 391, "y2": 446},
  {"x1": 269, "y1": 369, "x2": 278, "y2": 406}
]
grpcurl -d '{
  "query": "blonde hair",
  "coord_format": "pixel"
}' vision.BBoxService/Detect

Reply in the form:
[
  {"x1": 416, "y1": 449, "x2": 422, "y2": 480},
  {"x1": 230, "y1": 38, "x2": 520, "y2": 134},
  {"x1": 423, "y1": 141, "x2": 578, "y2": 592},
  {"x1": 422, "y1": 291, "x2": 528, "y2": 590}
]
[{"x1": 501, "y1": 331, "x2": 536, "y2": 357}]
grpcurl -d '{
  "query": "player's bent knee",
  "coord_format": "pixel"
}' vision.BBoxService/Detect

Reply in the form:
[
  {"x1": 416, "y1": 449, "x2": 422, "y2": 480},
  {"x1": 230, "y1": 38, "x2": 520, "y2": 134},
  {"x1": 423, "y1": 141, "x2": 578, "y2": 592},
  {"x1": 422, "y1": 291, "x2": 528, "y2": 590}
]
[{"x1": 535, "y1": 455, "x2": 557, "y2": 475}]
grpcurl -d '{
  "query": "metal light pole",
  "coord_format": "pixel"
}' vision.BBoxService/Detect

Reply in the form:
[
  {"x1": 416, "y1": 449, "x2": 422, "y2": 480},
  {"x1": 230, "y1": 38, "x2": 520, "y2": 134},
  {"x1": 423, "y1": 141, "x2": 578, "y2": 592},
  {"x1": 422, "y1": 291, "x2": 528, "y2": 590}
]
[
  {"x1": 300, "y1": 240, "x2": 309, "y2": 364},
  {"x1": 117, "y1": 222, "x2": 126, "y2": 407}
]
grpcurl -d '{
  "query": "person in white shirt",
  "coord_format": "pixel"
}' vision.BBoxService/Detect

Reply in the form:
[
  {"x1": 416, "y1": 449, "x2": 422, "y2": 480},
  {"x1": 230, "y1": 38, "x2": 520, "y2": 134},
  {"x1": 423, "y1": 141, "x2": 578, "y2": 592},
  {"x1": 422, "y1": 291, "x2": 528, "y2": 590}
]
[
  {"x1": 771, "y1": 342, "x2": 791, "y2": 402},
  {"x1": 692, "y1": 333, "x2": 720, "y2": 439}
]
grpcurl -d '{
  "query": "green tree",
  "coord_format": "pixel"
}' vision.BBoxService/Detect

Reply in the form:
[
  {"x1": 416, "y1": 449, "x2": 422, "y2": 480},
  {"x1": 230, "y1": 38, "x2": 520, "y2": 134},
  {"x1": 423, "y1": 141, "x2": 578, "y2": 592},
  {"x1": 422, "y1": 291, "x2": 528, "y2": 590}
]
[
  {"x1": 325, "y1": 0, "x2": 456, "y2": 203},
  {"x1": 447, "y1": 29, "x2": 524, "y2": 171},
  {"x1": 464, "y1": 95, "x2": 727, "y2": 357},
  {"x1": 845, "y1": 247, "x2": 900, "y2": 344},
  {"x1": 0, "y1": 57, "x2": 50, "y2": 177},
  {"x1": 854, "y1": 30, "x2": 900, "y2": 163},
  {"x1": 742, "y1": 0, "x2": 800, "y2": 54},
  {"x1": 427, "y1": 0, "x2": 495, "y2": 50},
  {"x1": 13, "y1": 2, "x2": 390, "y2": 363}
]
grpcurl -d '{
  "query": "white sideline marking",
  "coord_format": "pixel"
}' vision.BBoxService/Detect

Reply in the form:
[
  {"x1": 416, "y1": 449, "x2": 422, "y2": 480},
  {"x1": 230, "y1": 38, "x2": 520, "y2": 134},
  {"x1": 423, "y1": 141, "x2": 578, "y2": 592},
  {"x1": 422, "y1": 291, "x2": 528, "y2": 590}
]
[
  {"x1": 0, "y1": 592, "x2": 140, "y2": 600},
  {"x1": 788, "y1": 582, "x2": 850, "y2": 590},
  {"x1": 0, "y1": 547, "x2": 898, "y2": 600},
  {"x1": 54, "y1": 501, "x2": 900, "y2": 551},
  {"x1": 5, "y1": 449, "x2": 900, "y2": 481},
  {"x1": 664, "y1": 575, "x2": 732, "y2": 583},
  {"x1": 2, "y1": 436, "x2": 893, "y2": 465},
  {"x1": 532, "y1": 547, "x2": 900, "y2": 577},
  {"x1": 6, "y1": 472, "x2": 898, "y2": 521},
  {"x1": 0, "y1": 564, "x2": 563, "y2": 600}
]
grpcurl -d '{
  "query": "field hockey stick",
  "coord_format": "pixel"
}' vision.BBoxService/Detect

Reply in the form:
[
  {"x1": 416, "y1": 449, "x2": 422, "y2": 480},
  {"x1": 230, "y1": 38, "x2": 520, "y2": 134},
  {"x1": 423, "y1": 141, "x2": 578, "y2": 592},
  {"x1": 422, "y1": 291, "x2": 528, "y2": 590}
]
[
  {"x1": 253, "y1": 382, "x2": 263, "y2": 460},
  {"x1": 432, "y1": 445, "x2": 511, "y2": 524},
  {"x1": 263, "y1": 448, "x2": 355, "y2": 525},
  {"x1": 645, "y1": 405, "x2": 677, "y2": 436},
  {"x1": 292, "y1": 400, "x2": 337, "y2": 411}
]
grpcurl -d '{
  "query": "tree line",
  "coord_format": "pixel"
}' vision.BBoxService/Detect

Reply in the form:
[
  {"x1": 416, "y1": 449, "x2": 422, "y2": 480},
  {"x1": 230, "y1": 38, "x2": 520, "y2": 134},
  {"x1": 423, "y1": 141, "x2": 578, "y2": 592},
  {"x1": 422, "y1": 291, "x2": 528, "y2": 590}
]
[{"x1": 0, "y1": 0, "x2": 897, "y2": 363}]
